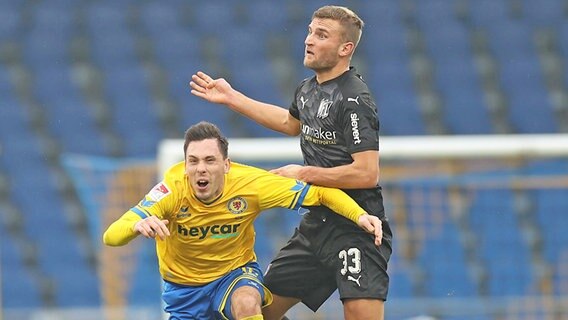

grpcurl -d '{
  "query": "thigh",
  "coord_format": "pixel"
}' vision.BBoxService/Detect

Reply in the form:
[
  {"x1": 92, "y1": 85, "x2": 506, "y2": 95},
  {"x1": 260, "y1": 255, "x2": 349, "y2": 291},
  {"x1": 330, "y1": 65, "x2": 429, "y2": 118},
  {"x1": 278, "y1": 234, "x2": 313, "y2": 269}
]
[
  {"x1": 328, "y1": 230, "x2": 392, "y2": 302},
  {"x1": 162, "y1": 281, "x2": 214, "y2": 320},
  {"x1": 213, "y1": 262, "x2": 272, "y2": 319},
  {"x1": 263, "y1": 229, "x2": 337, "y2": 312}
]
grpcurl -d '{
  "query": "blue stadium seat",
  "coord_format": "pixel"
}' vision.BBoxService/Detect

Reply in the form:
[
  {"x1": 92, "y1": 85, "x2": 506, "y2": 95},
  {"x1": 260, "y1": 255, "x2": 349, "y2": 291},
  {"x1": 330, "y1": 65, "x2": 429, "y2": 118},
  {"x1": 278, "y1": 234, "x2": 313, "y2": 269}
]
[
  {"x1": 1, "y1": 231, "x2": 42, "y2": 308},
  {"x1": 0, "y1": 3, "x2": 22, "y2": 43},
  {"x1": 138, "y1": 1, "x2": 183, "y2": 37},
  {"x1": 190, "y1": 1, "x2": 239, "y2": 36},
  {"x1": 468, "y1": 188, "x2": 534, "y2": 296},
  {"x1": 221, "y1": 27, "x2": 269, "y2": 67},
  {"x1": 521, "y1": 0, "x2": 566, "y2": 28},
  {"x1": 151, "y1": 29, "x2": 202, "y2": 68},
  {"x1": 418, "y1": 225, "x2": 477, "y2": 297},
  {"x1": 414, "y1": 0, "x2": 460, "y2": 28},
  {"x1": 486, "y1": 20, "x2": 535, "y2": 62},
  {"x1": 368, "y1": 61, "x2": 426, "y2": 135},
  {"x1": 534, "y1": 188, "x2": 568, "y2": 263},
  {"x1": 434, "y1": 60, "x2": 493, "y2": 134},
  {"x1": 360, "y1": 20, "x2": 409, "y2": 63},
  {"x1": 498, "y1": 56, "x2": 557, "y2": 133},
  {"x1": 22, "y1": 29, "x2": 71, "y2": 69},
  {"x1": 468, "y1": 0, "x2": 512, "y2": 28},
  {"x1": 245, "y1": 0, "x2": 290, "y2": 33}
]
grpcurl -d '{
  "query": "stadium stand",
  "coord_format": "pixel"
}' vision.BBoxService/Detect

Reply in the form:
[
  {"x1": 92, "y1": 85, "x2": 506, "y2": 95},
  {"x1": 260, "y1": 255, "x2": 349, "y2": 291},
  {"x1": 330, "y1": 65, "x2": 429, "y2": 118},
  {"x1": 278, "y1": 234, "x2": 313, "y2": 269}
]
[{"x1": 1, "y1": 1, "x2": 567, "y2": 319}]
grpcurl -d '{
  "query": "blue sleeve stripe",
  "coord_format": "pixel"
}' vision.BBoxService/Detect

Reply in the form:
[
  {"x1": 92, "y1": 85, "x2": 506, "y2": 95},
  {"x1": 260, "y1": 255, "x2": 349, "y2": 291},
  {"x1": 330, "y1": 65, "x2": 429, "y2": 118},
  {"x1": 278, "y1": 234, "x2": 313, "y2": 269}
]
[
  {"x1": 131, "y1": 207, "x2": 149, "y2": 219},
  {"x1": 291, "y1": 184, "x2": 311, "y2": 210}
]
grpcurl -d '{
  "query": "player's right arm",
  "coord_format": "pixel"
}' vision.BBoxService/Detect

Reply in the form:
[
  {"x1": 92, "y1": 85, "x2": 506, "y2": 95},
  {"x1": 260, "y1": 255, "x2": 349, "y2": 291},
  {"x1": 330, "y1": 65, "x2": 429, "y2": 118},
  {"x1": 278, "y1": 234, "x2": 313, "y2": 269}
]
[
  {"x1": 190, "y1": 71, "x2": 301, "y2": 136},
  {"x1": 103, "y1": 212, "x2": 170, "y2": 247}
]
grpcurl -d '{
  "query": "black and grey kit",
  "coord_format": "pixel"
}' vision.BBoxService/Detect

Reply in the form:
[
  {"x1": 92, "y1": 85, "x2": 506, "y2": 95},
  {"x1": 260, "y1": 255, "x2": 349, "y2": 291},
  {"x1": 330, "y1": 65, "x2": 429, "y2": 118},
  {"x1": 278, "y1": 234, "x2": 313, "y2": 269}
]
[{"x1": 263, "y1": 67, "x2": 393, "y2": 311}]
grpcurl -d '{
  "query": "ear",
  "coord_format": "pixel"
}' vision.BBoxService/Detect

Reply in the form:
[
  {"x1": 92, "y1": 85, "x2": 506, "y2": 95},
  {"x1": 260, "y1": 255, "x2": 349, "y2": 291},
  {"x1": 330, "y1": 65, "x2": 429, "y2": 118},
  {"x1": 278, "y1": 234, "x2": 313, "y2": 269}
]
[
  {"x1": 339, "y1": 42, "x2": 355, "y2": 57},
  {"x1": 224, "y1": 158, "x2": 231, "y2": 173}
]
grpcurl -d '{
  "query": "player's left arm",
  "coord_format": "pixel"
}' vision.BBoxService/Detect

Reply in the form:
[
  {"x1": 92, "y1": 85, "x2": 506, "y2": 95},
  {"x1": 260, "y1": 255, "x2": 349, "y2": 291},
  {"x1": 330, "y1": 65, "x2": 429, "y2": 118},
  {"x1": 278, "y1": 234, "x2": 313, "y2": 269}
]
[
  {"x1": 295, "y1": 150, "x2": 378, "y2": 189},
  {"x1": 298, "y1": 92, "x2": 380, "y2": 189}
]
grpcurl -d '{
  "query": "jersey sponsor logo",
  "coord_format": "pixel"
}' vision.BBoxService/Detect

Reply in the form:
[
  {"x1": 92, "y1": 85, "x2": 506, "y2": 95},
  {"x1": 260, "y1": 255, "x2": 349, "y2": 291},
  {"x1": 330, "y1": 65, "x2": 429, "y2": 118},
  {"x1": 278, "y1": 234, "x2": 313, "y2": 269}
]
[
  {"x1": 301, "y1": 124, "x2": 337, "y2": 145},
  {"x1": 148, "y1": 182, "x2": 171, "y2": 201},
  {"x1": 347, "y1": 96, "x2": 360, "y2": 105},
  {"x1": 227, "y1": 197, "x2": 247, "y2": 214},
  {"x1": 300, "y1": 96, "x2": 308, "y2": 109},
  {"x1": 316, "y1": 98, "x2": 333, "y2": 119},
  {"x1": 350, "y1": 113, "x2": 362, "y2": 145},
  {"x1": 177, "y1": 223, "x2": 241, "y2": 239}
]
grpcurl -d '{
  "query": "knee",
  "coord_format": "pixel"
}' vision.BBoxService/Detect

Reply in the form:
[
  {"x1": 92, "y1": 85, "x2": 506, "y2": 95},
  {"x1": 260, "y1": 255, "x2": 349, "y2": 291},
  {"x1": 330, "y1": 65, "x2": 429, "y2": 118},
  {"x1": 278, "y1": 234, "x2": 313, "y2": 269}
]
[{"x1": 231, "y1": 287, "x2": 262, "y2": 318}]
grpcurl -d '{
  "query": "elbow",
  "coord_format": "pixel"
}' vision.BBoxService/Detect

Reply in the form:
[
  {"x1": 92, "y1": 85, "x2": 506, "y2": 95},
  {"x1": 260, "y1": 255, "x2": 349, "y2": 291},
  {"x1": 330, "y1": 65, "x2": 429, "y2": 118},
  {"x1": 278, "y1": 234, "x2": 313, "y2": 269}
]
[
  {"x1": 102, "y1": 231, "x2": 120, "y2": 247},
  {"x1": 361, "y1": 170, "x2": 379, "y2": 188}
]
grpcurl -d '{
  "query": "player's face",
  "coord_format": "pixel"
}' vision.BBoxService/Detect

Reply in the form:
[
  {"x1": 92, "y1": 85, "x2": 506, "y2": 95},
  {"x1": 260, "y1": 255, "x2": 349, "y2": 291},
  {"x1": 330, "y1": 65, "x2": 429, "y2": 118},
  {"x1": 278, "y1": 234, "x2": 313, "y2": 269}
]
[
  {"x1": 184, "y1": 139, "x2": 230, "y2": 203},
  {"x1": 304, "y1": 18, "x2": 345, "y2": 71}
]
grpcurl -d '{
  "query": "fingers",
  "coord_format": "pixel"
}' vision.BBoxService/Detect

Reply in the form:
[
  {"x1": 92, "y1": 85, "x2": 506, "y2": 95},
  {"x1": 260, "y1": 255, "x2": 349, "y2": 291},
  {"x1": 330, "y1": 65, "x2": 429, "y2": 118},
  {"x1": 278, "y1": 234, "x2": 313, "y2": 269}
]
[
  {"x1": 359, "y1": 214, "x2": 383, "y2": 247},
  {"x1": 136, "y1": 216, "x2": 170, "y2": 240}
]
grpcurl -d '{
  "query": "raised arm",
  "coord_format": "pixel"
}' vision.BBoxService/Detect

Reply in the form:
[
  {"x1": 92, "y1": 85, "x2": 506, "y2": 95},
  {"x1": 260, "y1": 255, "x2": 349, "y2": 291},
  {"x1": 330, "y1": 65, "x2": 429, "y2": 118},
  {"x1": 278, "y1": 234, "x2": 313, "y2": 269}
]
[{"x1": 190, "y1": 71, "x2": 301, "y2": 136}]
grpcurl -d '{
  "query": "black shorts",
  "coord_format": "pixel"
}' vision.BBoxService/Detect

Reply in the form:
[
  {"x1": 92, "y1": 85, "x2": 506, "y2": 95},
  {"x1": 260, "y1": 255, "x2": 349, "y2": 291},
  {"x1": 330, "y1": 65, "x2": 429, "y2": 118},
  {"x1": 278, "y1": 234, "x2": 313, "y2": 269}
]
[{"x1": 263, "y1": 212, "x2": 393, "y2": 311}]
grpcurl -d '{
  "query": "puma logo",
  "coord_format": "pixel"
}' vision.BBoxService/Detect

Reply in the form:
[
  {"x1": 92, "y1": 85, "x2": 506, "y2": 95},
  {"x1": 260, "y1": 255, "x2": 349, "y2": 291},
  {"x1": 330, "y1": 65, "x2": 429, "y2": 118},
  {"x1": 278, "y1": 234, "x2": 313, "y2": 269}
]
[
  {"x1": 300, "y1": 96, "x2": 308, "y2": 109},
  {"x1": 347, "y1": 96, "x2": 360, "y2": 105},
  {"x1": 347, "y1": 275, "x2": 361, "y2": 287}
]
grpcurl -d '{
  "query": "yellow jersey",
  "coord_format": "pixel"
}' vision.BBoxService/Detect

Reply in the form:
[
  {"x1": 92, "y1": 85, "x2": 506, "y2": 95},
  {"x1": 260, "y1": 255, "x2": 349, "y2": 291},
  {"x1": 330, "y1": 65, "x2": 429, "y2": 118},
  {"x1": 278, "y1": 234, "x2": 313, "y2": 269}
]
[{"x1": 103, "y1": 161, "x2": 365, "y2": 285}]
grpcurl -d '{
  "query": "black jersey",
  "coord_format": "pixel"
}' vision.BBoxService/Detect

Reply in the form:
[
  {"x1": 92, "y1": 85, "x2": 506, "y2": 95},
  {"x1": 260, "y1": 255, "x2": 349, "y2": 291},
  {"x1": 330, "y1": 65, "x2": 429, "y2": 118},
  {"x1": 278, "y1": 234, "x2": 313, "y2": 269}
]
[{"x1": 289, "y1": 67, "x2": 386, "y2": 221}]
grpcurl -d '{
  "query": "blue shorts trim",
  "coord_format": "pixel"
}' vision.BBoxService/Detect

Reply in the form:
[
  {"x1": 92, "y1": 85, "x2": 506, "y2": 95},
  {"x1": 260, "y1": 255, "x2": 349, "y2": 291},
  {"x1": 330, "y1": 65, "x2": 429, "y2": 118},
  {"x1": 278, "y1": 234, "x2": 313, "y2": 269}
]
[{"x1": 162, "y1": 262, "x2": 272, "y2": 320}]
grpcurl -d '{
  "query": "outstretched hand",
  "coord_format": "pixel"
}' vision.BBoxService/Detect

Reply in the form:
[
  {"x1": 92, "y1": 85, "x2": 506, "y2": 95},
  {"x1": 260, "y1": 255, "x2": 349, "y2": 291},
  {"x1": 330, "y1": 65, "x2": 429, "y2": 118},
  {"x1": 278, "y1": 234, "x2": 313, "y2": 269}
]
[
  {"x1": 134, "y1": 216, "x2": 170, "y2": 240},
  {"x1": 189, "y1": 71, "x2": 234, "y2": 105},
  {"x1": 357, "y1": 214, "x2": 383, "y2": 246}
]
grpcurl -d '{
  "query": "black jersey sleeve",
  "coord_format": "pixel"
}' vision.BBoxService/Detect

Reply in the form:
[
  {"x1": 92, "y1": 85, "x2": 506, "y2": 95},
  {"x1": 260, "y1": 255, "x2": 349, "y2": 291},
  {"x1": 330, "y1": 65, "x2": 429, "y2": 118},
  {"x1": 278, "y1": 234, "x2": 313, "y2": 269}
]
[
  {"x1": 289, "y1": 78, "x2": 310, "y2": 120},
  {"x1": 340, "y1": 92, "x2": 380, "y2": 154}
]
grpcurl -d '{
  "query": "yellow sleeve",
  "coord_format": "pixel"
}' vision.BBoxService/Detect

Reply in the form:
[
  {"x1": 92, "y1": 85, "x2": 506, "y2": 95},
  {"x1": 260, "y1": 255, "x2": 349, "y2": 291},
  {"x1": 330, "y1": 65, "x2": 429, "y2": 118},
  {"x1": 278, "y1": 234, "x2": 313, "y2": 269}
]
[
  {"x1": 102, "y1": 211, "x2": 143, "y2": 247},
  {"x1": 302, "y1": 186, "x2": 366, "y2": 224}
]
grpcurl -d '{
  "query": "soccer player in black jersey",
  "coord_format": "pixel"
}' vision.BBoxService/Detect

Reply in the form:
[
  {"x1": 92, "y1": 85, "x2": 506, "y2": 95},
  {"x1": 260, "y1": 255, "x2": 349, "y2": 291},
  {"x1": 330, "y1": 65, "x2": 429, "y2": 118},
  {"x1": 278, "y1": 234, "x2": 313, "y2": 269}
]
[{"x1": 190, "y1": 5, "x2": 392, "y2": 320}]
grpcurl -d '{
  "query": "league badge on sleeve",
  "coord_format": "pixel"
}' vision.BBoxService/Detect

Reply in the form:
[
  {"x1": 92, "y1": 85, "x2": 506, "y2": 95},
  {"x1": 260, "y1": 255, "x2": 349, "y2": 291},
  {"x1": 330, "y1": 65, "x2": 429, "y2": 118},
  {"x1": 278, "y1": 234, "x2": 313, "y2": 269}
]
[{"x1": 148, "y1": 182, "x2": 171, "y2": 201}]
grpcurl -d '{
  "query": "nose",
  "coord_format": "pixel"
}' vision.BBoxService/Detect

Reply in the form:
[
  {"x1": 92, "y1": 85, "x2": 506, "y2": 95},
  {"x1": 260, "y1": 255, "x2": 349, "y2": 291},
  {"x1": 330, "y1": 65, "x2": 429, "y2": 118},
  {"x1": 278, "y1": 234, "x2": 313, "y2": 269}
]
[
  {"x1": 304, "y1": 33, "x2": 312, "y2": 46},
  {"x1": 196, "y1": 160, "x2": 207, "y2": 173}
]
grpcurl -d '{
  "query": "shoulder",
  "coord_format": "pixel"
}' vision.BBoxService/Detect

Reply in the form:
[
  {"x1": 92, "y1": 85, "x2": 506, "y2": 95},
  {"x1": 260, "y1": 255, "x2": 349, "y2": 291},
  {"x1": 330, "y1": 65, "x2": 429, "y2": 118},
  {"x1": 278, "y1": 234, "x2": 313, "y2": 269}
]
[
  {"x1": 338, "y1": 69, "x2": 372, "y2": 97},
  {"x1": 228, "y1": 162, "x2": 269, "y2": 179}
]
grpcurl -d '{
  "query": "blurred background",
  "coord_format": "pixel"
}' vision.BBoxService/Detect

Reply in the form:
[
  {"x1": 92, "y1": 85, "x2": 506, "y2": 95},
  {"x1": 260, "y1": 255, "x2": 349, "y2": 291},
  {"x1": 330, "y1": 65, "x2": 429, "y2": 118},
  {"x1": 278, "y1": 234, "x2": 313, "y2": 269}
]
[{"x1": 1, "y1": 0, "x2": 568, "y2": 319}]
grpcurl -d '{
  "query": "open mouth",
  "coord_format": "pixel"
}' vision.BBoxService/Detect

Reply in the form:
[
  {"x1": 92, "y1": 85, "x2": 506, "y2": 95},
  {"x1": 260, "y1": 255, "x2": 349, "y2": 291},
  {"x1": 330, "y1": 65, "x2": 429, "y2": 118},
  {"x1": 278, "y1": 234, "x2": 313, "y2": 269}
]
[{"x1": 197, "y1": 179, "x2": 209, "y2": 189}]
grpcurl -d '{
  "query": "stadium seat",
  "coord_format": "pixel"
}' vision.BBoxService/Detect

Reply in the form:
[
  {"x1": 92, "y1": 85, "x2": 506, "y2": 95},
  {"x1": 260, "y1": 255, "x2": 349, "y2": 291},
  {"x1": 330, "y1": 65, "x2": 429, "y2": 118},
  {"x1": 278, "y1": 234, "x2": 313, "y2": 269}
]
[
  {"x1": 521, "y1": 0, "x2": 567, "y2": 28},
  {"x1": 498, "y1": 56, "x2": 557, "y2": 133},
  {"x1": 434, "y1": 59, "x2": 494, "y2": 134},
  {"x1": 468, "y1": 188, "x2": 535, "y2": 296},
  {"x1": 244, "y1": 0, "x2": 290, "y2": 33},
  {"x1": 468, "y1": 0, "x2": 512, "y2": 28},
  {"x1": 0, "y1": 3, "x2": 22, "y2": 43}
]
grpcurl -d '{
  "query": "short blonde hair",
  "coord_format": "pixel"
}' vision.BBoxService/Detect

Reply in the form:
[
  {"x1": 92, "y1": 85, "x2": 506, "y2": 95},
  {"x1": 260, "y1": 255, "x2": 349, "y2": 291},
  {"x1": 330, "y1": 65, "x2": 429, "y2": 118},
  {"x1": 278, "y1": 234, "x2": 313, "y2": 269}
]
[{"x1": 312, "y1": 5, "x2": 364, "y2": 47}]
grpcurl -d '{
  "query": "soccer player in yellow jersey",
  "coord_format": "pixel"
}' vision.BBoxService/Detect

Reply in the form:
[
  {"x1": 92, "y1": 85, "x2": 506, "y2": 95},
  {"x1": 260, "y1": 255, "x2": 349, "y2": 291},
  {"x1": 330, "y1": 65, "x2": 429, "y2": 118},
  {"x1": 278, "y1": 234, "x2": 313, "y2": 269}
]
[{"x1": 103, "y1": 121, "x2": 382, "y2": 320}]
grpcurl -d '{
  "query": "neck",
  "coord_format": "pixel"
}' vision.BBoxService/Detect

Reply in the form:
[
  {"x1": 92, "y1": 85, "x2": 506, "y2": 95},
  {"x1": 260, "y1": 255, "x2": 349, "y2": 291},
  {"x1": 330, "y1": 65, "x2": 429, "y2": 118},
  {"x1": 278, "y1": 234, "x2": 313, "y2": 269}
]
[{"x1": 315, "y1": 63, "x2": 350, "y2": 84}]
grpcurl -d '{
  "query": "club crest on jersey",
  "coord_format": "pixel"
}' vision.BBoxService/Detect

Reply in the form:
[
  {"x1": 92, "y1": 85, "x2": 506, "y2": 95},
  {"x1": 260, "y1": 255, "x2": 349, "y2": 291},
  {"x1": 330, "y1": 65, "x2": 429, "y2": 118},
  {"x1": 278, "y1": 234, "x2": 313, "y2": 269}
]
[
  {"x1": 148, "y1": 182, "x2": 171, "y2": 201},
  {"x1": 227, "y1": 197, "x2": 247, "y2": 214},
  {"x1": 316, "y1": 98, "x2": 333, "y2": 119}
]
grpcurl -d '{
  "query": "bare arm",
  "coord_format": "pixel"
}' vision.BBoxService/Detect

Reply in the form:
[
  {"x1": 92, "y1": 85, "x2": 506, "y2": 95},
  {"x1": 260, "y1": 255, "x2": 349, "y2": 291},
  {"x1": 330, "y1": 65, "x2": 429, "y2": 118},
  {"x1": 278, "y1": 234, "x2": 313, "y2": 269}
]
[
  {"x1": 271, "y1": 150, "x2": 380, "y2": 189},
  {"x1": 190, "y1": 71, "x2": 301, "y2": 136}
]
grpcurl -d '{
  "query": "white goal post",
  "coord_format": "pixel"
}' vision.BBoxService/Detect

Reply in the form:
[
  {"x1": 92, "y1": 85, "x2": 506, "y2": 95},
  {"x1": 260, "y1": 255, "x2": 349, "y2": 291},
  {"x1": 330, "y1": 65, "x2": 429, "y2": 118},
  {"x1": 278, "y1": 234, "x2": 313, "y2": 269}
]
[{"x1": 158, "y1": 134, "x2": 568, "y2": 173}]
